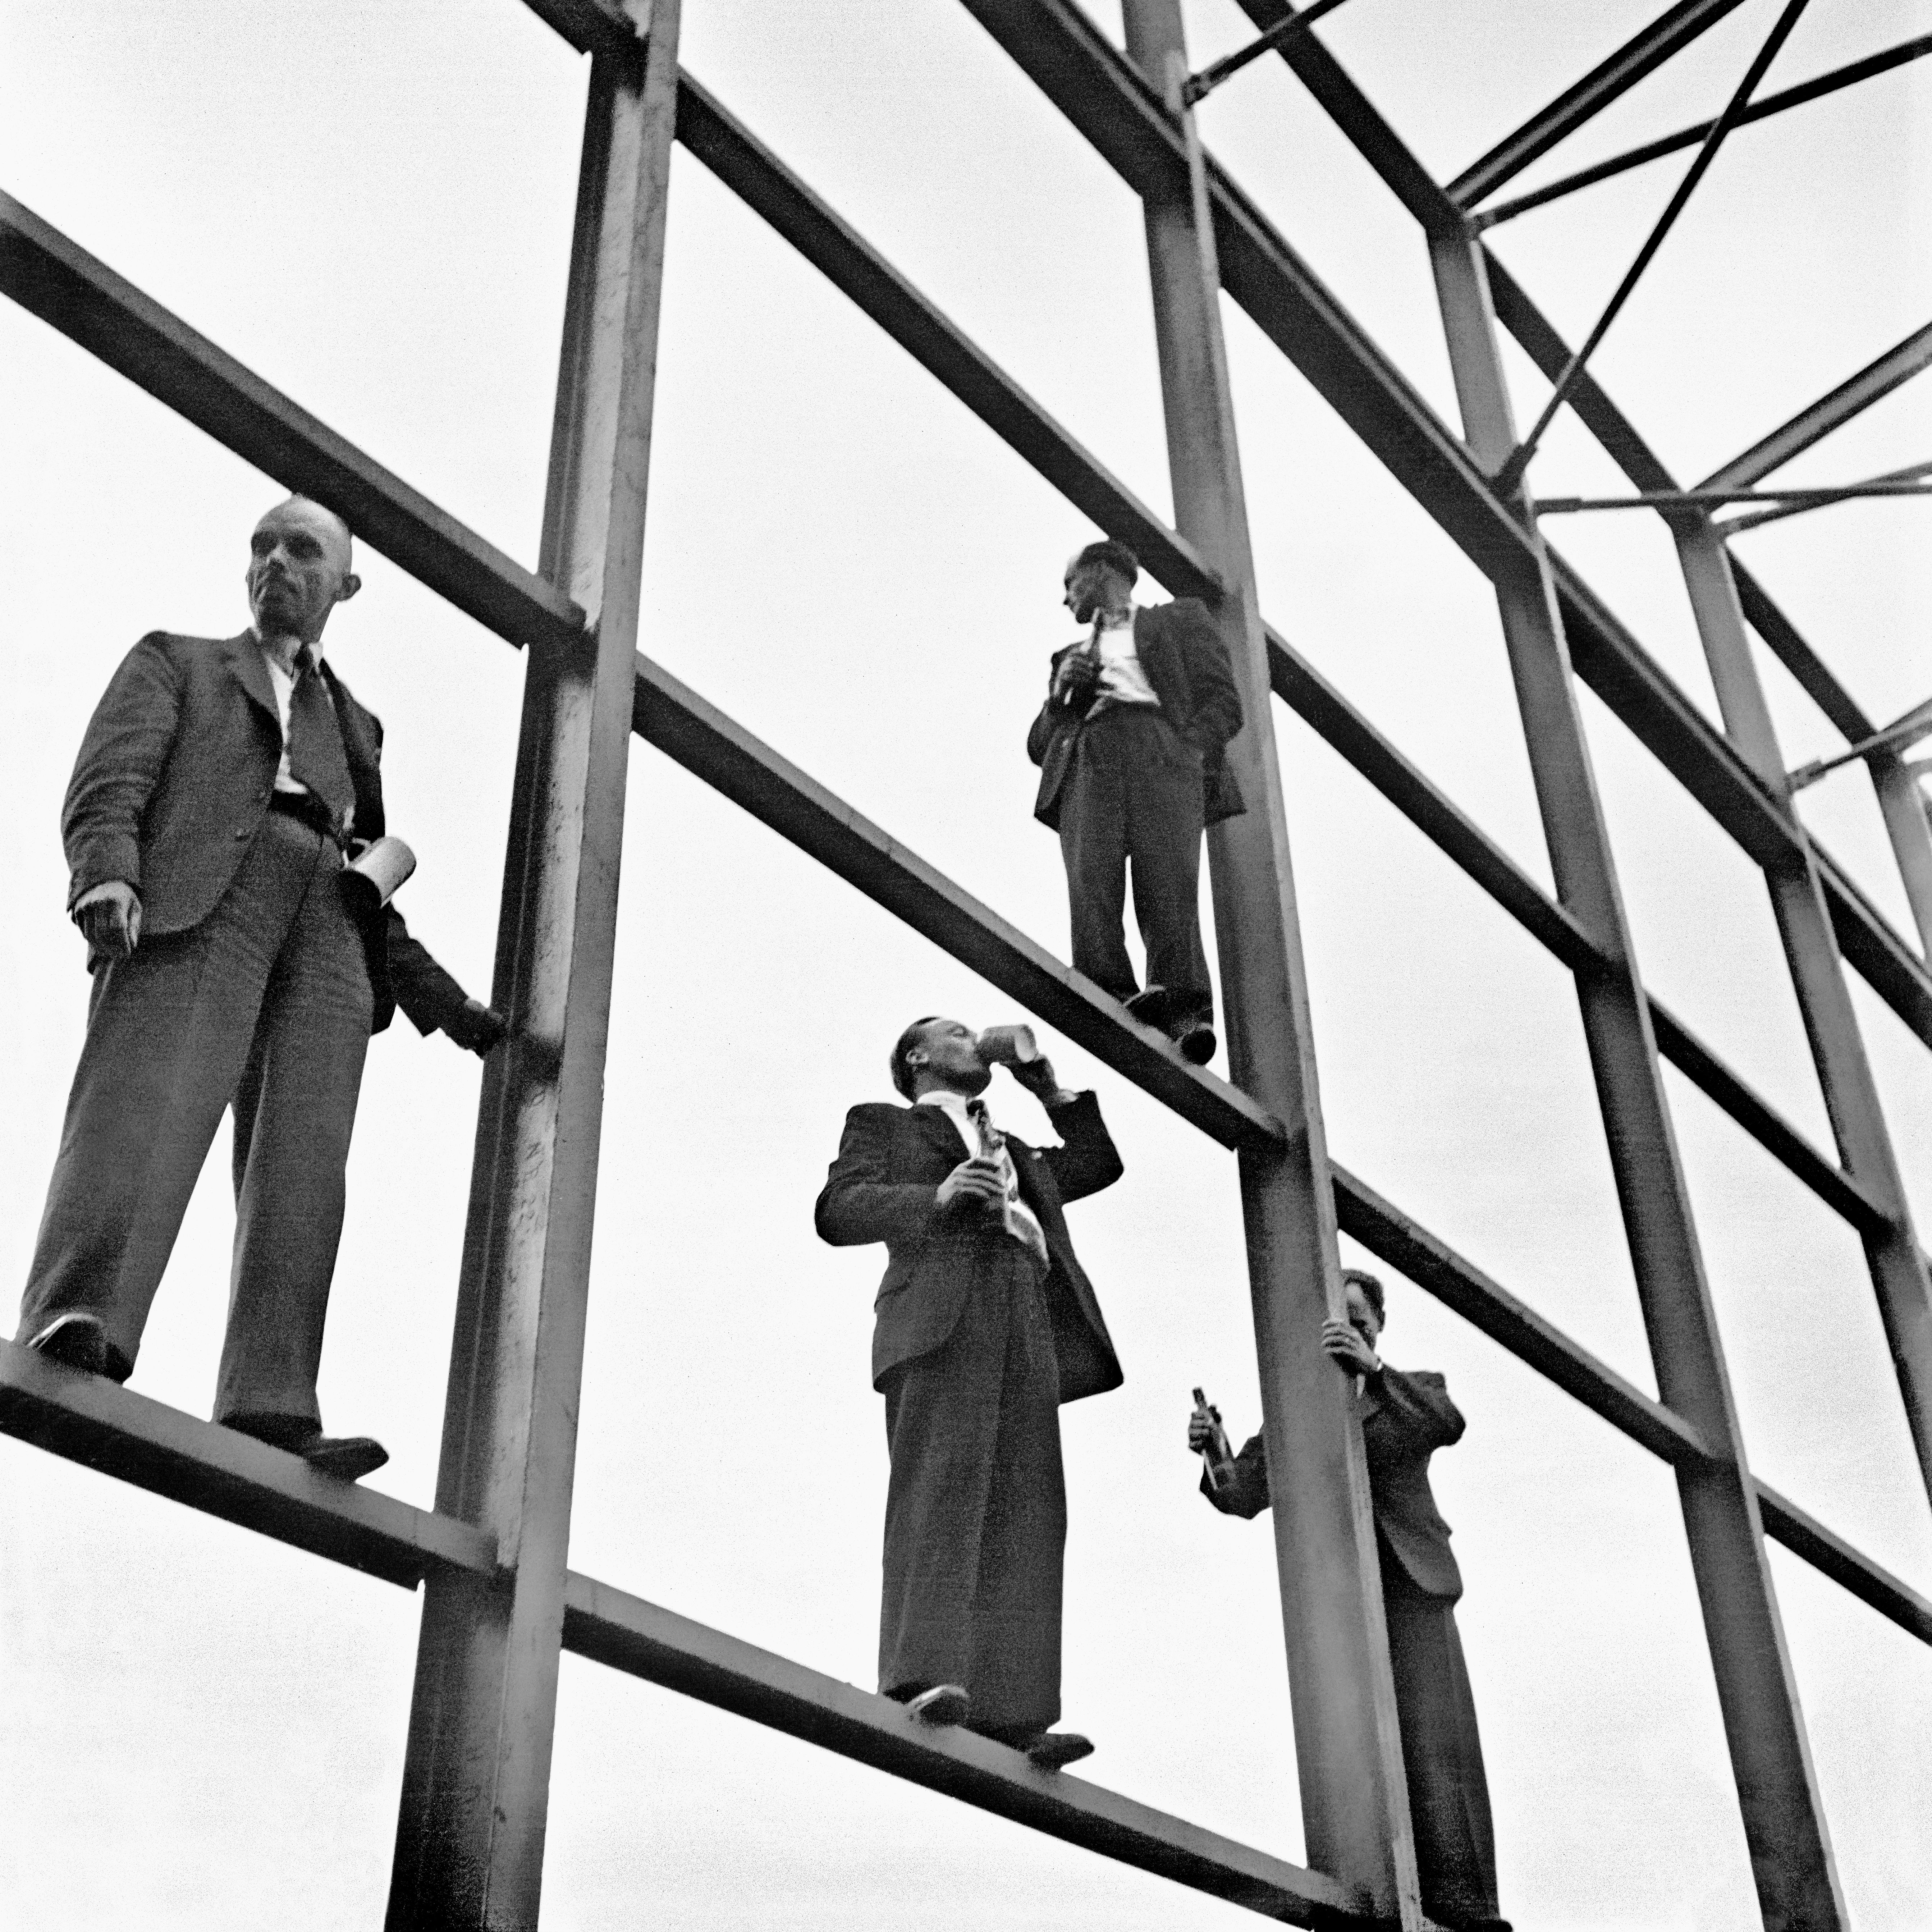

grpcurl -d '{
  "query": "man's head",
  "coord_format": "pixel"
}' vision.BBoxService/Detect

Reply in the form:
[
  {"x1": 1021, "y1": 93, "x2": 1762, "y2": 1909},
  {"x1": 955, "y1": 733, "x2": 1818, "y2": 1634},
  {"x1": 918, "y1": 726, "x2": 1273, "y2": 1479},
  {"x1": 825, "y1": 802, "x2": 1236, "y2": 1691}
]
[
  {"x1": 891, "y1": 1016, "x2": 991, "y2": 1101},
  {"x1": 1341, "y1": 1268, "x2": 1386, "y2": 1346},
  {"x1": 1063, "y1": 538, "x2": 1139, "y2": 624},
  {"x1": 247, "y1": 497, "x2": 360, "y2": 646}
]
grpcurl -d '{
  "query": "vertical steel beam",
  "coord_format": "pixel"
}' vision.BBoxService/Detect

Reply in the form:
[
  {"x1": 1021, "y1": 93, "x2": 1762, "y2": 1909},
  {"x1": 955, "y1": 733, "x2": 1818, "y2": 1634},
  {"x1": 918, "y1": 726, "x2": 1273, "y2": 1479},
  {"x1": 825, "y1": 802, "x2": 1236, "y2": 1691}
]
[
  {"x1": 1429, "y1": 229, "x2": 1846, "y2": 1931},
  {"x1": 1674, "y1": 521, "x2": 1932, "y2": 1501},
  {"x1": 385, "y1": 5, "x2": 679, "y2": 1925},
  {"x1": 1121, "y1": 5, "x2": 1418, "y2": 1919}
]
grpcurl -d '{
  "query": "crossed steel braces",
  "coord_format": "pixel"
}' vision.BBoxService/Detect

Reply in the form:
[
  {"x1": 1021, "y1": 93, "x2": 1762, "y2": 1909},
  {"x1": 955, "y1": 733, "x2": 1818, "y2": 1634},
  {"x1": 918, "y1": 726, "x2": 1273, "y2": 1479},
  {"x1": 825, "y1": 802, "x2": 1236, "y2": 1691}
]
[{"x1": 4, "y1": 3, "x2": 1929, "y2": 1926}]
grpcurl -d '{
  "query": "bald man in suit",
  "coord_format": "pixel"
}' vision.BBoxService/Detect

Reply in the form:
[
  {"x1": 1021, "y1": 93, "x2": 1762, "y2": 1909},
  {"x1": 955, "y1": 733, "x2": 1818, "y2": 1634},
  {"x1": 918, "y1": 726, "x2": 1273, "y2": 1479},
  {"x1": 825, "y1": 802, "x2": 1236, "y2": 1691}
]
[{"x1": 16, "y1": 497, "x2": 502, "y2": 1480}]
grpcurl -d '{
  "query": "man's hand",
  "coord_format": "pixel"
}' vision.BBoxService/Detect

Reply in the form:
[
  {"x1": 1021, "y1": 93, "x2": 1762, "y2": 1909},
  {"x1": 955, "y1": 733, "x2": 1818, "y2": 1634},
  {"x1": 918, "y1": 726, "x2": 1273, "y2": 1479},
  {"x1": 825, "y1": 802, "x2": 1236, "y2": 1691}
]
[
  {"x1": 73, "y1": 881, "x2": 141, "y2": 958},
  {"x1": 1007, "y1": 1054, "x2": 1077, "y2": 1110},
  {"x1": 444, "y1": 998, "x2": 509, "y2": 1058},
  {"x1": 1052, "y1": 653, "x2": 1101, "y2": 707},
  {"x1": 1322, "y1": 1317, "x2": 1382, "y2": 1380},
  {"x1": 1186, "y1": 1411, "x2": 1215, "y2": 1455},
  {"x1": 935, "y1": 1157, "x2": 1007, "y2": 1214}
]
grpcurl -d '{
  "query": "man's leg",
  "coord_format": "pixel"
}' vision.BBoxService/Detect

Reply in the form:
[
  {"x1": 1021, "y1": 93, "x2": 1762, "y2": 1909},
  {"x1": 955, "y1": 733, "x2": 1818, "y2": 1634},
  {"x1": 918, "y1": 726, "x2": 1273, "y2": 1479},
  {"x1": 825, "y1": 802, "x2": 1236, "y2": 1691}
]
[
  {"x1": 19, "y1": 844, "x2": 297, "y2": 1375},
  {"x1": 962, "y1": 1253, "x2": 1066, "y2": 1743},
  {"x1": 215, "y1": 829, "x2": 374, "y2": 1434},
  {"x1": 1123, "y1": 716, "x2": 1212, "y2": 1027},
  {"x1": 1056, "y1": 722, "x2": 1137, "y2": 1002},
  {"x1": 879, "y1": 1249, "x2": 1009, "y2": 1704},
  {"x1": 1383, "y1": 1564, "x2": 1508, "y2": 1930}
]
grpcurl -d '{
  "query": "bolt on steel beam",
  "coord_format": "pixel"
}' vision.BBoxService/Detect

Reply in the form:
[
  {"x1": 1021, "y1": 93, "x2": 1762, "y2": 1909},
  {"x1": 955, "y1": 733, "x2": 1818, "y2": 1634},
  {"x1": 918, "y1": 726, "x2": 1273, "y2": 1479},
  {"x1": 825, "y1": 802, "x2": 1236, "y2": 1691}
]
[{"x1": 384, "y1": 6, "x2": 681, "y2": 1927}]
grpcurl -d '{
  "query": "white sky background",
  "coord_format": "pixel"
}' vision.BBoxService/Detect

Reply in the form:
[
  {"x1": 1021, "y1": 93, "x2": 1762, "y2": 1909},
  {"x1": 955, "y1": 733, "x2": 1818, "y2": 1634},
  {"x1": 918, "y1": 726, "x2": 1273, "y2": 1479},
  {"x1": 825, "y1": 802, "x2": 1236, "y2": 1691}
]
[{"x1": 2, "y1": 0, "x2": 1930, "y2": 1926}]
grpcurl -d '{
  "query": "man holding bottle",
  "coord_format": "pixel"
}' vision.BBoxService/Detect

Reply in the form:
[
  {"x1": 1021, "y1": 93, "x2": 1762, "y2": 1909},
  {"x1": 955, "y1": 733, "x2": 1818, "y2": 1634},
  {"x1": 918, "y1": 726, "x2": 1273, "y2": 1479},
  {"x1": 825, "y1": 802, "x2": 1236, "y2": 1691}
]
[{"x1": 815, "y1": 1017, "x2": 1123, "y2": 1768}]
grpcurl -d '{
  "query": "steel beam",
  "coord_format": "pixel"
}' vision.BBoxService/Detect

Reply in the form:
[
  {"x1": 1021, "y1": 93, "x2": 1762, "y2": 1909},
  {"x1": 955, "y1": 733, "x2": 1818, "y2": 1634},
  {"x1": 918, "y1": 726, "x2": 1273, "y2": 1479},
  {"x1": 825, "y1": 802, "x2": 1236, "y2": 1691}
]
[
  {"x1": 1671, "y1": 520, "x2": 1932, "y2": 1503},
  {"x1": 1124, "y1": 4, "x2": 1418, "y2": 1916},
  {"x1": 560, "y1": 1576, "x2": 1365, "y2": 1926},
  {"x1": 1473, "y1": 34, "x2": 1932, "y2": 230},
  {"x1": 0, "y1": 1340, "x2": 497, "y2": 1589},
  {"x1": 1701, "y1": 321, "x2": 1932, "y2": 491},
  {"x1": 1429, "y1": 223, "x2": 1846, "y2": 1929},
  {"x1": 1448, "y1": 0, "x2": 1752, "y2": 207},
  {"x1": 386, "y1": 9, "x2": 681, "y2": 1926},
  {"x1": 0, "y1": 191, "x2": 580, "y2": 650}
]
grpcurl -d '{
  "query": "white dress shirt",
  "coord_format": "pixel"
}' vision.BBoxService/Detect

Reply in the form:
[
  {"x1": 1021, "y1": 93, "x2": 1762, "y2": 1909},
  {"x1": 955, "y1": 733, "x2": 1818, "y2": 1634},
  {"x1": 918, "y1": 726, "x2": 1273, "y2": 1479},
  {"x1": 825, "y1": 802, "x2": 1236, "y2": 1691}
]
[
  {"x1": 1087, "y1": 606, "x2": 1162, "y2": 714},
  {"x1": 916, "y1": 1089, "x2": 1050, "y2": 1267}
]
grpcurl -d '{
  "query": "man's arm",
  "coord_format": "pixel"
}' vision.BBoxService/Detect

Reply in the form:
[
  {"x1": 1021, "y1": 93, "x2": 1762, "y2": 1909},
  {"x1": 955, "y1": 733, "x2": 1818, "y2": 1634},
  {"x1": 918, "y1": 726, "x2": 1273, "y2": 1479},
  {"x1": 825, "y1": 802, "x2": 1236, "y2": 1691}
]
[
  {"x1": 62, "y1": 634, "x2": 185, "y2": 912},
  {"x1": 1368, "y1": 1366, "x2": 1466, "y2": 1451},
  {"x1": 1198, "y1": 1431, "x2": 1271, "y2": 1520},
  {"x1": 815, "y1": 1106, "x2": 951, "y2": 1249},
  {"x1": 383, "y1": 909, "x2": 506, "y2": 1055},
  {"x1": 1175, "y1": 604, "x2": 1244, "y2": 758},
  {"x1": 1035, "y1": 1088, "x2": 1123, "y2": 1204}
]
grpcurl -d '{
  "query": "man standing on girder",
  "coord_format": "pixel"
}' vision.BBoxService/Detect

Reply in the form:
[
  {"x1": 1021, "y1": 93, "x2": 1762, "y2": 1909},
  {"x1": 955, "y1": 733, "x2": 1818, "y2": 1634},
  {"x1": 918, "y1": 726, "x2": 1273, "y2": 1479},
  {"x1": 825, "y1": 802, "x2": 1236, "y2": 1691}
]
[
  {"x1": 1189, "y1": 1270, "x2": 1510, "y2": 1932},
  {"x1": 1027, "y1": 539, "x2": 1245, "y2": 1065},
  {"x1": 815, "y1": 1016, "x2": 1123, "y2": 1768},
  {"x1": 15, "y1": 496, "x2": 504, "y2": 1481}
]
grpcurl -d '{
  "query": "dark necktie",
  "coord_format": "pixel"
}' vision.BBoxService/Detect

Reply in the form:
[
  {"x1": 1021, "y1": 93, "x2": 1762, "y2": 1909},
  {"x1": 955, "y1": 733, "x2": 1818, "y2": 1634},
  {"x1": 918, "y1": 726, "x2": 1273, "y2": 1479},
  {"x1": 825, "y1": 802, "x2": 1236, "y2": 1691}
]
[{"x1": 285, "y1": 649, "x2": 357, "y2": 838}]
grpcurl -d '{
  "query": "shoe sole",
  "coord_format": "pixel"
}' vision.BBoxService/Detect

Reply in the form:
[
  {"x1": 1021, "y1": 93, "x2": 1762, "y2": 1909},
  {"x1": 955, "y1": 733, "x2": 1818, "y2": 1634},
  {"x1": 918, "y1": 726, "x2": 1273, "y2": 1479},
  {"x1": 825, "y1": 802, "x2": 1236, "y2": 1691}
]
[{"x1": 301, "y1": 1443, "x2": 390, "y2": 1483}]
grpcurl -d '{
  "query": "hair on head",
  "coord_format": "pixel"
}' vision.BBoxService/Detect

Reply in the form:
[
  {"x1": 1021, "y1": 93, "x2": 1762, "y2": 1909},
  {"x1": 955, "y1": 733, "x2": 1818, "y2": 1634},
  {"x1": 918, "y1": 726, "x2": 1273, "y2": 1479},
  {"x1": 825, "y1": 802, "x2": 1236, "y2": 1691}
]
[
  {"x1": 1066, "y1": 538, "x2": 1140, "y2": 587},
  {"x1": 890, "y1": 1016, "x2": 942, "y2": 1100},
  {"x1": 1341, "y1": 1267, "x2": 1386, "y2": 1322}
]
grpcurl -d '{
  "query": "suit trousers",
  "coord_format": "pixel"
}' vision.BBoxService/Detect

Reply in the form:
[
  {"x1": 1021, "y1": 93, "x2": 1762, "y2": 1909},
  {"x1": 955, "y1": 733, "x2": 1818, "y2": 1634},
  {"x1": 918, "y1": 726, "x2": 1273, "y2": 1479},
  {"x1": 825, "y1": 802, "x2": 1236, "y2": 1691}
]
[
  {"x1": 879, "y1": 1234, "x2": 1065, "y2": 1740},
  {"x1": 1382, "y1": 1552, "x2": 1507, "y2": 1931},
  {"x1": 20, "y1": 811, "x2": 374, "y2": 1430},
  {"x1": 1056, "y1": 705, "x2": 1212, "y2": 1022}
]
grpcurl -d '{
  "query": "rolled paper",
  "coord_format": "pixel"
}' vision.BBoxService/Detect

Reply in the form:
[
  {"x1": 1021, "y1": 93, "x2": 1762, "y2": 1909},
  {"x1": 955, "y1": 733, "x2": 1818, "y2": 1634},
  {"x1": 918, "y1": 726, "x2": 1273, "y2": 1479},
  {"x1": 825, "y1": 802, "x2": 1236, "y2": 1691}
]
[
  {"x1": 978, "y1": 1024, "x2": 1039, "y2": 1067},
  {"x1": 342, "y1": 835, "x2": 418, "y2": 912}
]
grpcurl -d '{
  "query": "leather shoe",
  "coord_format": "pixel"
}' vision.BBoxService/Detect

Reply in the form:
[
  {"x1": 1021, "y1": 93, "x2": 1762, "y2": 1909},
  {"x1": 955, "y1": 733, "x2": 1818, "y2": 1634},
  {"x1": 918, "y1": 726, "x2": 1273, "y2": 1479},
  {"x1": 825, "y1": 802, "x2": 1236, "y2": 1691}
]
[
  {"x1": 24, "y1": 1311, "x2": 131, "y2": 1381},
  {"x1": 1123, "y1": 985, "x2": 1174, "y2": 1030},
  {"x1": 226, "y1": 1413, "x2": 389, "y2": 1483},
  {"x1": 1174, "y1": 1020, "x2": 1216, "y2": 1066},
  {"x1": 906, "y1": 1684, "x2": 971, "y2": 1727},
  {"x1": 1024, "y1": 1730, "x2": 1095, "y2": 1771}
]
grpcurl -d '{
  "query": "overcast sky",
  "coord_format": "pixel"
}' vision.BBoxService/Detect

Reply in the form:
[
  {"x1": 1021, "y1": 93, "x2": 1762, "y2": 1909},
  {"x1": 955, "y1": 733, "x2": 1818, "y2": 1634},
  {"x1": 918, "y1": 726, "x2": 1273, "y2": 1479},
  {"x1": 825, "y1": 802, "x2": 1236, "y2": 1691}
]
[{"x1": 3, "y1": 3, "x2": 1931, "y2": 1928}]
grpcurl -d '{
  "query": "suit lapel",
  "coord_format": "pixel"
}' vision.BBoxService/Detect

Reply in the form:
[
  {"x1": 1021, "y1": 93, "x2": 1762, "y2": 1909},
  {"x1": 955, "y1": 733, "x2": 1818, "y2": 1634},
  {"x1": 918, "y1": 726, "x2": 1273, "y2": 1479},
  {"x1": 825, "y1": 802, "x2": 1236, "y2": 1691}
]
[
  {"x1": 220, "y1": 630, "x2": 280, "y2": 727},
  {"x1": 321, "y1": 663, "x2": 387, "y2": 841}
]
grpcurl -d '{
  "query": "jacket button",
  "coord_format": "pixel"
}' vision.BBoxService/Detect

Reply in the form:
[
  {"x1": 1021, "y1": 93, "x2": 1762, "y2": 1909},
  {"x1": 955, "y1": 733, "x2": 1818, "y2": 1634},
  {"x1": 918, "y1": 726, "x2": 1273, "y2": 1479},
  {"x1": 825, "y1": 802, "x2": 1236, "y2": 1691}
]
[{"x1": 234, "y1": 828, "x2": 249, "y2": 839}]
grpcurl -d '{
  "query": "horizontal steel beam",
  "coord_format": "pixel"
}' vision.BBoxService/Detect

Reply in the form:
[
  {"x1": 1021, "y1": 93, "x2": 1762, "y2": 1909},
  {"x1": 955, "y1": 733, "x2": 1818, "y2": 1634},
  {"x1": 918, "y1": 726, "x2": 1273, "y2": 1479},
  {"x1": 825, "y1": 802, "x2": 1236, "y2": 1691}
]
[
  {"x1": 518, "y1": 0, "x2": 644, "y2": 62},
  {"x1": 5, "y1": 1201, "x2": 1924, "y2": 1652},
  {"x1": 0, "y1": 1340, "x2": 497, "y2": 1588},
  {"x1": 629, "y1": 653, "x2": 1282, "y2": 1150},
  {"x1": 1264, "y1": 628, "x2": 1893, "y2": 1238},
  {"x1": 560, "y1": 1574, "x2": 1364, "y2": 1926},
  {"x1": 671, "y1": 74, "x2": 1220, "y2": 604},
  {"x1": 0, "y1": 191, "x2": 582, "y2": 651}
]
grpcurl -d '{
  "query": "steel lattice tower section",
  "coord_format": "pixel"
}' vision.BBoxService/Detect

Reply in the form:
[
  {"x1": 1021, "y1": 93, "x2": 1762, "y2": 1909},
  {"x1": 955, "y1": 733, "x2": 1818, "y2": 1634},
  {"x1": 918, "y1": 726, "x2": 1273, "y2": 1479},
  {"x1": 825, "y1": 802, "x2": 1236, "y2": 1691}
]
[{"x1": 3, "y1": 3, "x2": 1931, "y2": 1927}]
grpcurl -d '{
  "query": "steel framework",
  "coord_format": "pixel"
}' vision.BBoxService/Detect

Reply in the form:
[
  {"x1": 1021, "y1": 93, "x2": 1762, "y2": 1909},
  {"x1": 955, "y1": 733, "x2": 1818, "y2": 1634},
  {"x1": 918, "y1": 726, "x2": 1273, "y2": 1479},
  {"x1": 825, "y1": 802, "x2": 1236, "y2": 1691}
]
[{"x1": 3, "y1": 1, "x2": 1929, "y2": 1926}]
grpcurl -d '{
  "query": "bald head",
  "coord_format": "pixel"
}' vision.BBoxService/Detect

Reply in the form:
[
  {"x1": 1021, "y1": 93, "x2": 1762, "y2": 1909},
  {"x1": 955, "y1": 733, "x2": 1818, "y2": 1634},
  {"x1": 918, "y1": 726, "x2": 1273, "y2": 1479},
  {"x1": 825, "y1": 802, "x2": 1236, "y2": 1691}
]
[{"x1": 247, "y1": 497, "x2": 360, "y2": 646}]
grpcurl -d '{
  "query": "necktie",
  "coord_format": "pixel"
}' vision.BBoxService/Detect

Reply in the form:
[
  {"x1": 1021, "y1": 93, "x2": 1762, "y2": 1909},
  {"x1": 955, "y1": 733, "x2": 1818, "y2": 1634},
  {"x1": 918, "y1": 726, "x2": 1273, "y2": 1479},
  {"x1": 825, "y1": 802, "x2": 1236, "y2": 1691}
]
[
  {"x1": 285, "y1": 649, "x2": 357, "y2": 838},
  {"x1": 965, "y1": 1099, "x2": 1049, "y2": 1267}
]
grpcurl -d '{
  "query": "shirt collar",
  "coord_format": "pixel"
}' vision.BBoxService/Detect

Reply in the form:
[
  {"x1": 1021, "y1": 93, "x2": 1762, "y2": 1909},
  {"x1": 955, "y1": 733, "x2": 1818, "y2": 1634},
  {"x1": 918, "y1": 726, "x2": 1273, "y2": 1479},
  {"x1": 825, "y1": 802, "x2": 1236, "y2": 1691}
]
[
  {"x1": 1096, "y1": 602, "x2": 1138, "y2": 633},
  {"x1": 916, "y1": 1088, "x2": 987, "y2": 1132},
  {"x1": 253, "y1": 627, "x2": 325, "y2": 677}
]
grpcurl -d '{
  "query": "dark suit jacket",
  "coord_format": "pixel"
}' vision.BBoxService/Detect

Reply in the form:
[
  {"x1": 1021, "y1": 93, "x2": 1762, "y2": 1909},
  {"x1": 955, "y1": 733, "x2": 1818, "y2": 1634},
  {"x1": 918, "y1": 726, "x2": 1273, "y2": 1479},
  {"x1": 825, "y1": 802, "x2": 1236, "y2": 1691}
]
[
  {"x1": 1204, "y1": 1365, "x2": 1466, "y2": 1601},
  {"x1": 815, "y1": 1090, "x2": 1125, "y2": 1403},
  {"x1": 61, "y1": 629, "x2": 471, "y2": 1038},
  {"x1": 1026, "y1": 599, "x2": 1246, "y2": 832}
]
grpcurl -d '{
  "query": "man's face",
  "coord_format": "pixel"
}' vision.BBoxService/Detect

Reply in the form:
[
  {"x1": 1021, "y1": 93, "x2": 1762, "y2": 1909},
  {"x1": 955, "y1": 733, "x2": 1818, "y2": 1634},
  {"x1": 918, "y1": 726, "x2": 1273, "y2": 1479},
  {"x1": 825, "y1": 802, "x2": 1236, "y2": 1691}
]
[
  {"x1": 247, "y1": 499, "x2": 358, "y2": 645},
  {"x1": 1063, "y1": 560, "x2": 1127, "y2": 625},
  {"x1": 907, "y1": 1018, "x2": 991, "y2": 1097},
  {"x1": 1343, "y1": 1279, "x2": 1384, "y2": 1348}
]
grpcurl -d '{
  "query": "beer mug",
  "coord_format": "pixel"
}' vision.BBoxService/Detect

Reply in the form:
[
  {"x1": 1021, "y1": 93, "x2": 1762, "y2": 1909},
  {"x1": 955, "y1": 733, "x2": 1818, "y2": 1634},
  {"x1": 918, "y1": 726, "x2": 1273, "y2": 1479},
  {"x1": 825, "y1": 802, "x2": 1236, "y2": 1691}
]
[
  {"x1": 341, "y1": 834, "x2": 418, "y2": 914},
  {"x1": 978, "y1": 1024, "x2": 1039, "y2": 1068}
]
